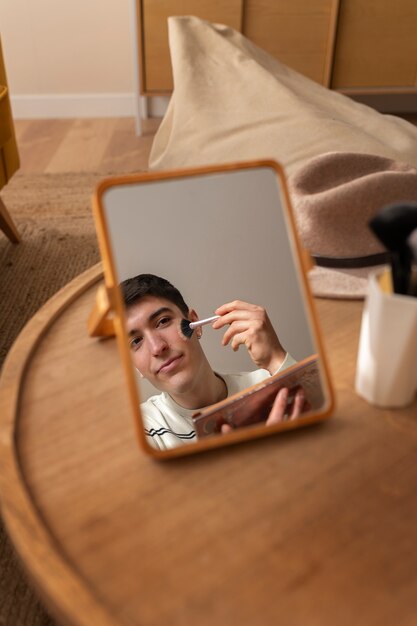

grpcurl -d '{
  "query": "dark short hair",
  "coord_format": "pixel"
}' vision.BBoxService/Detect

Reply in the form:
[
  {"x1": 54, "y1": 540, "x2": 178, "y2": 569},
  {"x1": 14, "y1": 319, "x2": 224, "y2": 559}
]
[{"x1": 120, "y1": 274, "x2": 189, "y2": 316}]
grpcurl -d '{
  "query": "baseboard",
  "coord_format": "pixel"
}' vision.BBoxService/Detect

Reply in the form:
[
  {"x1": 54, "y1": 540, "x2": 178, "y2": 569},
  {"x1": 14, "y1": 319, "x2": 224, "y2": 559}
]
[
  {"x1": 146, "y1": 96, "x2": 170, "y2": 117},
  {"x1": 10, "y1": 90, "x2": 415, "y2": 121},
  {"x1": 340, "y1": 91, "x2": 417, "y2": 114},
  {"x1": 10, "y1": 93, "x2": 137, "y2": 119}
]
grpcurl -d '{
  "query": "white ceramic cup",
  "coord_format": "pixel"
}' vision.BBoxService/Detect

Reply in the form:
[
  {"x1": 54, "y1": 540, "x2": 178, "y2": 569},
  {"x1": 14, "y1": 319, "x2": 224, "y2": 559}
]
[{"x1": 355, "y1": 268, "x2": 417, "y2": 408}]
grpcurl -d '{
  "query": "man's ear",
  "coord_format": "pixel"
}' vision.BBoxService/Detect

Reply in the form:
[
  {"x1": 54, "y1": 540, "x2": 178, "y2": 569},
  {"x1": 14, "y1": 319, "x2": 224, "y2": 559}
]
[
  {"x1": 188, "y1": 309, "x2": 202, "y2": 338},
  {"x1": 189, "y1": 309, "x2": 199, "y2": 323}
]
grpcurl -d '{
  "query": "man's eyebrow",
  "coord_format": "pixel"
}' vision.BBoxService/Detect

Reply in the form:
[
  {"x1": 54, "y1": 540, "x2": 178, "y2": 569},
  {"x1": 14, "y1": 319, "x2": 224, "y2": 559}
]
[
  {"x1": 148, "y1": 306, "x2": 174, "y2": 322},
  {"x1": 127, "y1": 306, "x2": 175, "y2": 337}
]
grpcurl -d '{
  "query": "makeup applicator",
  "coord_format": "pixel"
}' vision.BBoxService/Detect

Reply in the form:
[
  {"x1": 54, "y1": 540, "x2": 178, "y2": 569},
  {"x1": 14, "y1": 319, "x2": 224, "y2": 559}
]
[
  {"x1": 369, "y1": 202, "x2": 417, "y2": 295},
  {"x1": 180, "y1": 315, "x2": 220, "y2": 339},
  {"x1": 406, "y1": 228, "x2": 417, "y2": 296}
]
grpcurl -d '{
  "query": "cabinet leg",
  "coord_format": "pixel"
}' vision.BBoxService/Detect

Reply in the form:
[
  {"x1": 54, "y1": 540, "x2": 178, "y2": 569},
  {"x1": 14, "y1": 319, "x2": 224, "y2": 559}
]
[{"x1": 135, "y1": 96, "x2": 149, "y2": 136}]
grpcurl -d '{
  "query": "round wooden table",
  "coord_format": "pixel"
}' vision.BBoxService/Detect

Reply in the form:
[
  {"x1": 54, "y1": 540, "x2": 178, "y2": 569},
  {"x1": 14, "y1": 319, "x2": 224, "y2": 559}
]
[{"x1": 1, "y1": 263, "x2": 417, "y2": 626}]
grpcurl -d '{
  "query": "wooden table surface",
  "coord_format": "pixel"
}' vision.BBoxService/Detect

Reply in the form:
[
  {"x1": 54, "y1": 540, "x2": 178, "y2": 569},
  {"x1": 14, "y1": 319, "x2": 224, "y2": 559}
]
[{"x1": 1, "y1": 263, "x2": 417, "y2": 626}]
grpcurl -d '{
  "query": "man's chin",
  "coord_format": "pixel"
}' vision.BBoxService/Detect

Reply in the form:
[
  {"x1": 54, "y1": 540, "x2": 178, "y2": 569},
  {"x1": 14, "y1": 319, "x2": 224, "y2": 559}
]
[
  {"x1": 165, "y1": 383, "x2": 193, "y2": 398},
  {"x1": 153, "y1": 371, "x2": 192, "y2": 396}
]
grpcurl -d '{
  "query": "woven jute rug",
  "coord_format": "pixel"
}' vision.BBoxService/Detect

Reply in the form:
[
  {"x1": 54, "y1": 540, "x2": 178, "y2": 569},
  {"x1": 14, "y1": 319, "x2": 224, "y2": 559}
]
[{"x1": 0, "y1": 171, "x2": 108, "y2": 626}]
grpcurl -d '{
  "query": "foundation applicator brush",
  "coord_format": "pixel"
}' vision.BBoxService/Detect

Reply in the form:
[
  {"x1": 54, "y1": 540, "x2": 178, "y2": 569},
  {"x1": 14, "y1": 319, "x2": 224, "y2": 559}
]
[
  {"x1": 406, "y1": 228, "x2": 417, "y2": 296},
  {"x1": 369, "y1": 202, "x2": 417, "y2": 295},
  {"x1": 180, "y1": 315, "x2": 220, "y2": 339}
]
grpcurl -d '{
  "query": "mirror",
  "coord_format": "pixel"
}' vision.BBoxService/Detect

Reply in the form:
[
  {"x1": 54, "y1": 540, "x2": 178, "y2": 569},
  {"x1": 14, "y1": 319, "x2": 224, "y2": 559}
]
[{"x1": 91, "y1": 161, "x2": 334, "y2": 458}]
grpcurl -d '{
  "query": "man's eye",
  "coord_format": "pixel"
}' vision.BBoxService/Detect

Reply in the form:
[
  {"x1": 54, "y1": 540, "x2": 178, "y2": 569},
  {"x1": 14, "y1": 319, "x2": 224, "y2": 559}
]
[
  {"x1": 130, "y1": 336, "x2": 143, "y2": 350},
  {"x1": 157, "y1": 316, "x2": 171, "y2": 327}
]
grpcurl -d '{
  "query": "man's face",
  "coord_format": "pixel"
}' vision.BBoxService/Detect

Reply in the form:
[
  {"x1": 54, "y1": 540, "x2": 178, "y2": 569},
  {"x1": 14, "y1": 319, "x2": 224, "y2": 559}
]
[{"x1": 124, "y1": 295, "x2": 205, "y2": 399}]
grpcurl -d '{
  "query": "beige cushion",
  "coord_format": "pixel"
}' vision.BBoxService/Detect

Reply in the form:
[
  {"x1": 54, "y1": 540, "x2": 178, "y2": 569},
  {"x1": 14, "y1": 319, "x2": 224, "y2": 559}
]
[{"x1": 149, "y1": 16, "x2": 417, "y2": 175}]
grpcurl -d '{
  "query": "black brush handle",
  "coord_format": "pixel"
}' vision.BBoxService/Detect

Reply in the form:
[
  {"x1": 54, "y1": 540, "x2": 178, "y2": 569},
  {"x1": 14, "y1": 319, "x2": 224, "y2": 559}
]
[
  {"x1": 369, "y1": 203, "x2": 417, "y2": 295},
  {"x1": 390, "y1": 251, "x2": 411, "y2": 295},
  {"x1": 407, "y1": 228, "x2": 417, "y2": 296},
  {"x1": 408, "y1": 228, "x2": 417, "y2": 263}
]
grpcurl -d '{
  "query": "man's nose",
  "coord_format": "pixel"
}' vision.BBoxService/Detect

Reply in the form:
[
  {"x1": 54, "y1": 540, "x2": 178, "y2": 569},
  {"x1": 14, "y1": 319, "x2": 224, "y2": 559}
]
[{"x1": 148, "y1": 333, "x2": 168, "y2": 356}]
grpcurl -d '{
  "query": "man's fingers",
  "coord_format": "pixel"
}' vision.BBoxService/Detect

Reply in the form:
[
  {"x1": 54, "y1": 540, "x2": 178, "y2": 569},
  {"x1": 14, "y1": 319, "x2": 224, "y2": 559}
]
[
  {"x1": 266, "y1": 388, "x2": 289, "y2": 425},
  {"x1": 212, "y1": 309, "x2": 257, "y2": 330},
  {"x1": 215, "y1": 300, "x2": 258, "y2": 316},
  {"x1": 213, "y1": 301, "x2": 266, "y2": 330},
  {"x1": 266, "y1": 387, "x2": 306, "y2": 426},
  {"x1": 221, "y1": 321, "x2": 252, "y2": 346},
  {"x1": 230, "y1": 331, "x2": 248, "y2": 352},
  {"x1": 289, "y1": 388, "x2": 305, "y2": 420},
  {"x1": 222, "y1": 387, "x2": 306, "y2": 434}
]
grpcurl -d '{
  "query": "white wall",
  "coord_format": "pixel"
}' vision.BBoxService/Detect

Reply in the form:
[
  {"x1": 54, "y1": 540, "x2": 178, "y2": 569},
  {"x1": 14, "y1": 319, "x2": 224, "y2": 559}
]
[
  {"x1": 0, "y1": 0, "x2": 137, "y2": 118},
  {"x1": 102, "y1": 167, "x2": 317, "y2": 400}
]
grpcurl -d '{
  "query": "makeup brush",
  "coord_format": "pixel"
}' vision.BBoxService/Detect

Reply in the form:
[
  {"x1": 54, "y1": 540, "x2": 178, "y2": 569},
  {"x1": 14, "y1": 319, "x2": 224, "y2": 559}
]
[
  {"x1": 180, "y1": 315, "x2": 220, "y2": 339},
  {"x1": 406, "y1": 228, "x2": 417, "y2": 296},
  {"x1": 369, "y1": 202, "x2": 417, "y2": 295}
]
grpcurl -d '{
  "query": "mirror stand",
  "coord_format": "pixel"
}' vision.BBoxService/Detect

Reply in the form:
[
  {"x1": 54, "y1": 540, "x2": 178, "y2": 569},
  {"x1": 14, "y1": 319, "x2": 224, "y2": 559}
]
[{"x1": 87, "y1": 285, "x2": 117, "y2": 338}]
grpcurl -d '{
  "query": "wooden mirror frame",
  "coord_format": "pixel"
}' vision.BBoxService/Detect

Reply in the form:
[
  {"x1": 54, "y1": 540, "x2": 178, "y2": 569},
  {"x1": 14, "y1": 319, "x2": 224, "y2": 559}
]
[{"x1": 89, "y1": 160, "x2": 335, "y2": 459}]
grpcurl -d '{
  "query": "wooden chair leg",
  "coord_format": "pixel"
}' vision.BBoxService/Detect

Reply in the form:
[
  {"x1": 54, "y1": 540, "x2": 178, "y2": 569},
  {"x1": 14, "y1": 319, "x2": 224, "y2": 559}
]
[{"x1": 0, "y1": 195, "x2": 20, "y2": 243}]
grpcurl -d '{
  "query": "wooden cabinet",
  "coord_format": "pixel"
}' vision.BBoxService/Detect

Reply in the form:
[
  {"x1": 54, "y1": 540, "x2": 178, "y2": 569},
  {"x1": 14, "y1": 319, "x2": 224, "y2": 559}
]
[
  {"x1": 134, "y1": 0, "x2": 417, "y2": 99},
  {"x1": 138, "y1": 0, "x2": 243, "y2": 93},
  {"x1": 243, "y1": 0, "x2": 338, "y2": 87},
  {"x1": 331, "y1": 0, "x2": 417, "y2": 91}
]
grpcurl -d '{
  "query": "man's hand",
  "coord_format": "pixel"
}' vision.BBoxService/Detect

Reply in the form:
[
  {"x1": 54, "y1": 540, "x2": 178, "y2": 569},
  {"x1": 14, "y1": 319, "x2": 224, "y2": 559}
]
[
  {"x1": 265, "y1": 386, "x2": 306, "y2": 425},
  {"x1": 212, "y1": 300, "x2": 286, "y2": 374},
  {"x1": 220, "y1": 386, "x2": 306, "y2": 434}
]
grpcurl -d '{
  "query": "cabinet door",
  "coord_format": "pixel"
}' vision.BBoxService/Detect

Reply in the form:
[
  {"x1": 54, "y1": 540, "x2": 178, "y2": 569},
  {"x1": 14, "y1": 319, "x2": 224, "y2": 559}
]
[
  {"x1": 243, "y1": 0, "x2": 339, "y2": 86},
  {"x1": 332, "y1": 0, "x2": 417, "y2": 90},
  {"x1": 140, "y1": 0, "x2": 243, "y2": 93}
]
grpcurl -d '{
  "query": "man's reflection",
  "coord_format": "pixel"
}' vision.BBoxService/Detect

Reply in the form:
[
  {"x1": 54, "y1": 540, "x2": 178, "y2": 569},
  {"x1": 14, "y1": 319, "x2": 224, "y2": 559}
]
[{"x1": 121, "y1": 273, "x2": 303, "y2": 450}]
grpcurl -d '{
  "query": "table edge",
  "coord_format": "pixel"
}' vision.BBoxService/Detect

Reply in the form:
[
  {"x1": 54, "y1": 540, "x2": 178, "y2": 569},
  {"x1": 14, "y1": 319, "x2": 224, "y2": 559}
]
[{"x1": 0, "y1": 262, "x2": 123, "y2": 626}]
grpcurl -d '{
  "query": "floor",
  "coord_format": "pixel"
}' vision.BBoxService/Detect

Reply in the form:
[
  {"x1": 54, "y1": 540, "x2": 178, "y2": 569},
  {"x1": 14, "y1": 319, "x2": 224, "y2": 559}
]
[
  {"x1": 14, "y1": 112, "x2": 417, "y2": 176},
  {"x1": 13, "y1": 117, "x2": 161, "y2": 175}
]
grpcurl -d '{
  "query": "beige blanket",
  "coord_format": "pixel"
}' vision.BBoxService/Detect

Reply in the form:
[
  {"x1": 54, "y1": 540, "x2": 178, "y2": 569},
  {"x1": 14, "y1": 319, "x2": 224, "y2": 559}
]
[
  {"x1": 150, "y1": 17, "x2": 417, "y2": 176},
  {"x1": 149, "y1": 17, "x2": 417, "y2": 298}
]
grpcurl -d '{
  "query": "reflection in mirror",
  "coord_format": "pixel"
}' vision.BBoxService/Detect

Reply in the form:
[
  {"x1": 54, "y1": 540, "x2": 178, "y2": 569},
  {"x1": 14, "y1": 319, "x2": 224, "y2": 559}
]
[{"x1": 98, "y1": 163, "x2": 332, "y2": 454}]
